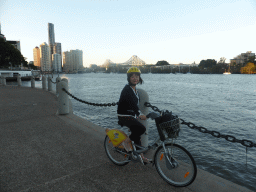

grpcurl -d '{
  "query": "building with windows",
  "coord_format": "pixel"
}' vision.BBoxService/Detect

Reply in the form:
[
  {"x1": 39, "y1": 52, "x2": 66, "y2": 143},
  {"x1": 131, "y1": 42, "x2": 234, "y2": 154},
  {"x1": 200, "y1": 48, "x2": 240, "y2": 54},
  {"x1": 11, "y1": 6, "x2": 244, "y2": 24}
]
[
  {"x1": 33, "y1": 46, "x2": 41, "y2": 68},
  {"x1": 48, "y1": 23, "x2": 55, "y2": 59},
  {"x1": 52, "y1": 53, "x2": 62, "y2": 73},
  {"x1": 230, "y1": 51, "x2": 255, "y2": 65},
  {"x1": 40, "y1": 42, "x2": 51, "y2": 72},
  {"x1": 63, "y1": 49, "x2": 83, "y2": 73},
  {"x1": 63, "y1": 51, "x2": 71, "y2": 72},
  {"x1": 53, "y1": 42, "x2": 62, "y2": 66}
]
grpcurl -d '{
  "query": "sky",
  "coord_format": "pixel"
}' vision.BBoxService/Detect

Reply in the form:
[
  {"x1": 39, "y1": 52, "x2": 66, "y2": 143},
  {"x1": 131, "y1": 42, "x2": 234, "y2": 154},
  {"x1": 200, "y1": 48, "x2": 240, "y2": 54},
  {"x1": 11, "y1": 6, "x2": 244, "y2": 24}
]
[{"x1": 1, "y1": 0, "x2": 256, "y2": 67}]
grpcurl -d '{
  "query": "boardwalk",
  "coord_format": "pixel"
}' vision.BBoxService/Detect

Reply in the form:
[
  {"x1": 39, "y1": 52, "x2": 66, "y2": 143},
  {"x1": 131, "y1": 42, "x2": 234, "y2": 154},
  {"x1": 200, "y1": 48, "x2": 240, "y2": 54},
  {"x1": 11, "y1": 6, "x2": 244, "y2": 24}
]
[{"x1": 0, "y1": 85, "x2": 253, "y2": 192}]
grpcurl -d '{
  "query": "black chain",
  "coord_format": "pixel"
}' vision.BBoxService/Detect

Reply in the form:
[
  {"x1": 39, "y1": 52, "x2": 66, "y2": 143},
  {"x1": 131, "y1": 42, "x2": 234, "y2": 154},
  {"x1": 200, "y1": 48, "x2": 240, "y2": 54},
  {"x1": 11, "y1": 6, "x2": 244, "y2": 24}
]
[
  {"x1": 60, "y1": 90, "x2": 255, "y2": 149},
  {"x1": 62, "y1": 88, "x2": 118, "y2": 107},
  {"x1": 144, "y1": 102, "x2": 256, "y2": 148},
  {"x1": 50, "y1": 79, "x2": 57, "y2": 84}
]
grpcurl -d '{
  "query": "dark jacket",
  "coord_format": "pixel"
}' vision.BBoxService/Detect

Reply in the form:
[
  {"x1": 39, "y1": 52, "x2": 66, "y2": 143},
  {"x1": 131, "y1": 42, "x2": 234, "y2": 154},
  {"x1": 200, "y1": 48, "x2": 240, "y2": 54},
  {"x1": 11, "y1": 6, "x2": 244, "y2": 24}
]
[{"x1": 117, "y1": 84, "x2": 140, "y2": 117}]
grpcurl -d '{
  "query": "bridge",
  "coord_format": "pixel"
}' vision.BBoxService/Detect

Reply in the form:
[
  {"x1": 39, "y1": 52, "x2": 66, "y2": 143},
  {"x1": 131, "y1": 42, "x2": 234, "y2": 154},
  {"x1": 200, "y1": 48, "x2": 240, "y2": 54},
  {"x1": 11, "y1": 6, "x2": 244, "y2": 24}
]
[{"x1": 102, "y1": 55, "x2": 146, "y2": 67}]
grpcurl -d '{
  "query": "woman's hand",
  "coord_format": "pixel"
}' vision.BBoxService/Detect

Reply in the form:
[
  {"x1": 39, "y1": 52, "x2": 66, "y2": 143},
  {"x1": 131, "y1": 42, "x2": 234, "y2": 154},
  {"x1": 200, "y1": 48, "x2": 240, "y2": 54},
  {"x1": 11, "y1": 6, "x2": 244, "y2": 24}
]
[{"x1": 139, "y1": 115, "x2": 147, "y2": 120}]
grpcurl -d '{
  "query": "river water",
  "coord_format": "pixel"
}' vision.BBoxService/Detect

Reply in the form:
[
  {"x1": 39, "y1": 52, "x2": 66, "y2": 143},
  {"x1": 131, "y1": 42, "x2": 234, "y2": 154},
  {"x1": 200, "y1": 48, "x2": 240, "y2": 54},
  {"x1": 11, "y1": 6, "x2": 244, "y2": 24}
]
[{"x1": 15, "y1": 73, "x2": 256, "y2": 191}]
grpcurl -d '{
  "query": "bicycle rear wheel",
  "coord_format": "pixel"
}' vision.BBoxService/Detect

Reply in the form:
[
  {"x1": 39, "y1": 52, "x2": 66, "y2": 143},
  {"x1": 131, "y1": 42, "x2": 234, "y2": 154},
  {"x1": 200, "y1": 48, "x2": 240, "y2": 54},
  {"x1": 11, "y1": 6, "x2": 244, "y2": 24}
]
[
  {"x1": 104, "y1": 135, "x2": 130, "y2": 166},
  {"x1": 154, "y1": 143, "x2": 197, "y2": 187}
]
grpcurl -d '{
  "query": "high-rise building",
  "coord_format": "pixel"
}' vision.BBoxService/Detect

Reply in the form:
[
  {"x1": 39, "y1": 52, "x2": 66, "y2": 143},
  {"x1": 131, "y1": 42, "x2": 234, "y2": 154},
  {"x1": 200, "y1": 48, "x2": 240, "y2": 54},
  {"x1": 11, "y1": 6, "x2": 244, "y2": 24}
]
[
  {"x1": 33, "y1": 46, "x2": 41, "y2": 68},
  {"x1": 48, "y1": 23, "x2": 55, "y2": 57},
  {"x1": 53, "y1": 42, "x2": 62, "y2": 66},
  {"x1": 52, "y1": 53, "x2": 62, "y2": 73},
  {"x1": 40, "y1": 42, "x2": 51, "y2": 72},
  {"x1": 63, "y1": 51, "x2": 72, "y2": 73},
  {"x1": 71, "y1": 49, "x2": 83, "y2": 71},
  {"x1": 63, "y1": 49, "x2": 83, "y2": 73}
]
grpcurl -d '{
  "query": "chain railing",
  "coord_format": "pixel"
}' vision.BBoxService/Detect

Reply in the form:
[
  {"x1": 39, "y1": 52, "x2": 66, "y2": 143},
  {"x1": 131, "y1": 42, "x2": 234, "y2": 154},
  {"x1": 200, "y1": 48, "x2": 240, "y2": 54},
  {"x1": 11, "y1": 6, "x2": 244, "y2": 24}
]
[
  {"x1": 62, "y1": 88, "x2": 118, "y2": 107},
  {"x1": 50, "y1": 78, "x2": 57, "y2": 84},
  {"x1": 144, "y1": 102, "x2": 256, "y2": 148},
  {"x1": 61, "y1": 88, "x2": 256, "y2": 148}
]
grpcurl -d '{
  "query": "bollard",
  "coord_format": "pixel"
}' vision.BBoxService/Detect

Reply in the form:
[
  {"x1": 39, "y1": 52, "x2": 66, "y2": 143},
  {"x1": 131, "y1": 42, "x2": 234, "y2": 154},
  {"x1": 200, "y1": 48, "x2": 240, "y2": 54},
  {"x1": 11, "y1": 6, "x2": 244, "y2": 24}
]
[
  {"x1": 137, "y1": 88, "x2": 149, "y2": 147},
  {"x1": 2, "y1": 76, "x2": 6, "y2": 86},
  {"x1": 31, "y1": 76, "x2": 35, "y2": 88},
  {"x1": 17, "y1": 74, "x2": 22, "y2": 86},
  {"x1": 58, "y1": 79, "x2": 69, "y2": 115},
  {"x1": 48, "y1": 76, "x2": 52, "y2": 91},
  {"x1": 42, "y1": 75, "x2": 47, "y2": 90},
  {"x1": 56, "y1": 76, "x2": 61, "y2": 95}
]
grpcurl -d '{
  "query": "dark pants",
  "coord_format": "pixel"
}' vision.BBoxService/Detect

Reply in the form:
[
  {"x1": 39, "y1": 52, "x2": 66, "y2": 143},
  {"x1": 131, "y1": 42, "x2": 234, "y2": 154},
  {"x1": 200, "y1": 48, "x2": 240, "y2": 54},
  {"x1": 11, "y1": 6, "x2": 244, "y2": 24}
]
[{"x1": 118, "y1": 116, "x2": 146, "y2": 146}]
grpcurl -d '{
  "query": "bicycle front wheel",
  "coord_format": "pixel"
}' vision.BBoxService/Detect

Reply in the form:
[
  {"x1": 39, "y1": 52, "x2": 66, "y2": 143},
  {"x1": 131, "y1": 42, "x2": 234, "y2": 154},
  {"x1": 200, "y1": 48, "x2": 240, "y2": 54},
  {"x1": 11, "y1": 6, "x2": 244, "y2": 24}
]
[
  {"x1": 104, "y1": 135, "x2": 130, "y2": 166},
  {"x1": 154, "y1": 143, "x2": 197, "y2": 187}
]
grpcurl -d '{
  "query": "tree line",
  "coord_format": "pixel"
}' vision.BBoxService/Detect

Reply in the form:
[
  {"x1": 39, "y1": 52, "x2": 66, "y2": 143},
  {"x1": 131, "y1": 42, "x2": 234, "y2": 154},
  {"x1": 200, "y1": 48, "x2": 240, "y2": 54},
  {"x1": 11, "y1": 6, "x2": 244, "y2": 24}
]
[
  {"x1": 0, "y1": 38, "x2": 28, "y2": 69},
  {"x1": 100, "y1": 59, "x2": 256, "y2": 74}
]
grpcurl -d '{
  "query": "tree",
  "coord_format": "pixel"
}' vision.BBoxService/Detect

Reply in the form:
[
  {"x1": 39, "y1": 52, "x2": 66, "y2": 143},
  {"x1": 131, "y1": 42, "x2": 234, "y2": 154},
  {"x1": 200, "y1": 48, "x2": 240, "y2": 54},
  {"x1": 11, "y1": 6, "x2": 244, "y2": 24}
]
[
  {"x1": 240, "y1": 62, "x2": 255, "y2": 74},
  {"x1": 198, "y1": 59, "x2": 217, "y2": 69},
  {"x1": 28, "y1": 62, "x2": 38, "y2": 70},
  {"x1": 156, "y1": 60, "x2": 170, "y2": 66},
  {"x1": 218, "y1": 57, "x2": 226, "y2": 64},
  {"x1": 0, "y1": 38, "x2": 27, "y2": 68}
]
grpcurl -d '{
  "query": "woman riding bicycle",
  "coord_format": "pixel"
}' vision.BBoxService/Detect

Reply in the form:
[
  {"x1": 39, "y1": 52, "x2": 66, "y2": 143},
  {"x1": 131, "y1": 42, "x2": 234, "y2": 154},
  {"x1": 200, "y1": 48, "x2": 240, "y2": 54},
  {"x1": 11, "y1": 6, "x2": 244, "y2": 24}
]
[{"x1": 117, "y1": 67, "x2": 147, "y2": 148}]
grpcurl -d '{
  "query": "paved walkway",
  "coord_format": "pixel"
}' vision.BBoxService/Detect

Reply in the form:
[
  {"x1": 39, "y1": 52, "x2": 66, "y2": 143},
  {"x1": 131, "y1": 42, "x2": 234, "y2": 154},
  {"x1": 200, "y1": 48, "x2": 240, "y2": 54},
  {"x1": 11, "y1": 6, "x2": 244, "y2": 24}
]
[{"x1": 0, "y1": 85, "x2": 253, "y2": 192}]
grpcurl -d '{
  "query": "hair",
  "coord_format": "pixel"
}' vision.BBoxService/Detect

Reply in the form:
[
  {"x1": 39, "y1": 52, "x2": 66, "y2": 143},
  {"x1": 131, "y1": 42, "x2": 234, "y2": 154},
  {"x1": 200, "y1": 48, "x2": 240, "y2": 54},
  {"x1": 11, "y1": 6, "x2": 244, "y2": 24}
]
[{"x1": 127, "y1": 72, "x2": 143, "y2": 85}]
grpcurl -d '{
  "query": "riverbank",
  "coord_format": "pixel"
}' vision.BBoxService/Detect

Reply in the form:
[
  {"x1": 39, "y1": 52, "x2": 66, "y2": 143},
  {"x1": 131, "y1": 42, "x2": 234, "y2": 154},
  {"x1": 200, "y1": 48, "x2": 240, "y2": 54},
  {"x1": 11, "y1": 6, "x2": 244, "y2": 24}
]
[{"x1": 0, "y1": 85, "x2": 253, "y2": 192}]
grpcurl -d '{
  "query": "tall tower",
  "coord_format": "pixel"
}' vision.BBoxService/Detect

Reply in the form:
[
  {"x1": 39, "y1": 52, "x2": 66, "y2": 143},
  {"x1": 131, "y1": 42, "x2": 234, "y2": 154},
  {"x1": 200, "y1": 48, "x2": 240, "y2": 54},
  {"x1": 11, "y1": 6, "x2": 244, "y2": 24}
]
[
  {"x1": 48, "y1": 23, "x2": 55, "y2": 58},
  {"x1": 33, "y1": 46, "x2": 41, "y2": 68},
  {"x1": 40, "y1": 42, "x2": 51, "y2": 72},
  {"x1": 53, "y1": 42, "x2": 62, "y2": 67},
  {"x1": 52, "y1": 53, "x2": 62, "y2": 73}
]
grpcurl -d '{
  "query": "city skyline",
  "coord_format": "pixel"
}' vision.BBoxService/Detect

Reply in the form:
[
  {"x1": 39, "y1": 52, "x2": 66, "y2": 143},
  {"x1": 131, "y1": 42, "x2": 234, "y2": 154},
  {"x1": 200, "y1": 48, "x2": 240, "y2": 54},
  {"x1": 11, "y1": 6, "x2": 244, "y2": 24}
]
[{"x1": 1, "y1": 0, "x2": 256, "y2": 67}]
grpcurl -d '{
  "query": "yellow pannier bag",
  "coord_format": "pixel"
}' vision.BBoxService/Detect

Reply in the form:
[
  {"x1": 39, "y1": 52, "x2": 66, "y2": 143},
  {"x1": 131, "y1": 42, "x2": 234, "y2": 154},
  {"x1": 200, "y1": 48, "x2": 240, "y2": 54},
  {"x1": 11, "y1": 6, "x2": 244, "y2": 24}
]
[{"x1": 106, "y1": 128, "x2": 128, "y2": 147}]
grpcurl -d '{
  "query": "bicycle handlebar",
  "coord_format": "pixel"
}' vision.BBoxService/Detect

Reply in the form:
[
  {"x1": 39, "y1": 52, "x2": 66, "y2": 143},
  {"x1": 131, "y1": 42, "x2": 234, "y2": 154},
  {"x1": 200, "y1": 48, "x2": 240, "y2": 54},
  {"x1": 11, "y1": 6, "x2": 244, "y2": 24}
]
[{"x1": 146, "y1": 112, "x2": 161, "y2": 120}]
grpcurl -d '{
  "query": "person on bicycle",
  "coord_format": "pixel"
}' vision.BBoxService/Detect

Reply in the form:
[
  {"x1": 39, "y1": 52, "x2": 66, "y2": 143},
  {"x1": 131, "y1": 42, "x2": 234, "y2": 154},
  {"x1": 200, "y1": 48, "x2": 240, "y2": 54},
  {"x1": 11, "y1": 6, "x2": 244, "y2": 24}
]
[{"x1": 117, "y1": 67, "x2": 147, "y2": 147}]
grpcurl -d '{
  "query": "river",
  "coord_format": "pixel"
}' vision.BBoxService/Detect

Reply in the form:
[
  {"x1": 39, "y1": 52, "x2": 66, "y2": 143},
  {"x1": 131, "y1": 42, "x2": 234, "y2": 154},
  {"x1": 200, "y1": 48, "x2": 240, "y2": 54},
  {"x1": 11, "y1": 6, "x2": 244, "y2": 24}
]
[{"x1": 13, "y1": 73, "x2": 256, "y2": 191}]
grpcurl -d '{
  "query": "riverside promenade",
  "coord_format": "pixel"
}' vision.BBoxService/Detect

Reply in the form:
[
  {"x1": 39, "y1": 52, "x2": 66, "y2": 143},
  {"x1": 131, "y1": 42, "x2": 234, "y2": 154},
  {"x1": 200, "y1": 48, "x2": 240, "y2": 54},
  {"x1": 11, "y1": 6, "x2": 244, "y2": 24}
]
[{"x1": 0, "y1": 85, "x2": 253, "y2": 192}]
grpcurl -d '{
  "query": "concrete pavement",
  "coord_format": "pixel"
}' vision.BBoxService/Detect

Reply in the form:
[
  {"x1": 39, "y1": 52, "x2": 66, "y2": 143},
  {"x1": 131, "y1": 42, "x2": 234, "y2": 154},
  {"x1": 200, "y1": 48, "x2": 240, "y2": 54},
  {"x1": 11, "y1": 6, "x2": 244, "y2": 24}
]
[{"x1": 0, "y1": 85, "x2": 253, "y2": 192}]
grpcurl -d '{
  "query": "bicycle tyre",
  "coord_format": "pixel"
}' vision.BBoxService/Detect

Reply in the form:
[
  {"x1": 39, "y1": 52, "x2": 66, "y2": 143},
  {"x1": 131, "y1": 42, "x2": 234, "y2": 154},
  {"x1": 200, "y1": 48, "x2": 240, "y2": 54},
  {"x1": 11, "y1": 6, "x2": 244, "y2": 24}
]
[
  {"x1": 154, "y1": 143, "x2": 197, "y2": 187},
  {"x1": 104, "y1": 135, "x2": 130, "y2": 166}
]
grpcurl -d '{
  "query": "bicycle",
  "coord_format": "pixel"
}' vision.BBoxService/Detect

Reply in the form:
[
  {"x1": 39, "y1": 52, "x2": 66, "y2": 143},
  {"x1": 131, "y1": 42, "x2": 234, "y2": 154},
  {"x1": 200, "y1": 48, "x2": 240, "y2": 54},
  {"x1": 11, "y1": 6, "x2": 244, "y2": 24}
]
[{"x1": 104, "y1": 111, "x2": 197, "y2": 187}]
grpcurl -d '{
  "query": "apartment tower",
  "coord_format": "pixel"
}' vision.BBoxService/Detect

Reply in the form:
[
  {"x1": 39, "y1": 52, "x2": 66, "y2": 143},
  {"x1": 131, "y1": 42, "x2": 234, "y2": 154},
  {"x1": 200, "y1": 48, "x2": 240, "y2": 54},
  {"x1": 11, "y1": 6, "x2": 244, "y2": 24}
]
[
  {"x1": 40, "y1": 42, "x2": 51, "y2": 71},
  {"x1": 63, "y1": 49, "x2": 83, "y2": 73},
  {"x1": 33, "y1": 46, "x2": 41, "y2": 68},
  {"x1": 48, "y1": 23, "x2": 55, "y2": 59},
  {"x1": 52, "y1": 53, "x2": 62, "y2": 73}
]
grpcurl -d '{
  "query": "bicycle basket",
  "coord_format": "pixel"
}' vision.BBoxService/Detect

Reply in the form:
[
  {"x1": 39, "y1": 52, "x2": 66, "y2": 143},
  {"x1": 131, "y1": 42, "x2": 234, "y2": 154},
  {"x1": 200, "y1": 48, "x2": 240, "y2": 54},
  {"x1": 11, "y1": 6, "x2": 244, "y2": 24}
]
[{"x1": 159, "y1": 117, "x2": 180, "y2": 138}]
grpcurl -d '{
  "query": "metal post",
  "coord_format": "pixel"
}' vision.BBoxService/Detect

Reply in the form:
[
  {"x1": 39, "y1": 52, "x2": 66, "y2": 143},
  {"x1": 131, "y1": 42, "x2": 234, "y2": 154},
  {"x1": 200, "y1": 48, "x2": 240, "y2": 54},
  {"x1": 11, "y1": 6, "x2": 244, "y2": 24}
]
[
  {"x1": 42, "y1": 75, "x2": 47, "y2": 90},
  {"x1": 48, "y1": 76, "x2": 52, "y2": 91},
  {"x1": 57, "y1": 78, "x2": 69, "y2": 115},
  {"x1": 17, "y1": 74, "x2": 22, "y2": 86},
  {"x1": 137, "y1": 88, "x2": 149, "y2": 147},
  {"x1": 31, "y1": 76, "x2": 35, "y2": 88}
]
